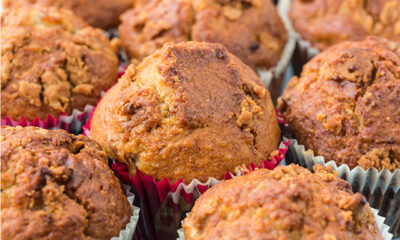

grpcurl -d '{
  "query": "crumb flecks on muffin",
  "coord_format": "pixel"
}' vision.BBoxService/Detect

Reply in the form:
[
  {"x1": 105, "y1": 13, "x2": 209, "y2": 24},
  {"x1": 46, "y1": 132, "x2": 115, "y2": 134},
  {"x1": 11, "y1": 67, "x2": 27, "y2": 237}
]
[
  {"x1": 90, "y1": 41, "x2": 280, "y2": 183},
  {"x1": 1, "y1": 126, "x2": 132, "y2": 240},
  {"x1": 278, "y1": 37, "x2": 400, "y2": 171},
  {"x1": 290, "y1": 0, "x2": 400, "y2": 51},
  {"x1": 183, "y1": 164, "x2": 383, "y2": 240},
  {"x1": 118, "y1": 0, "x2": 287, "y2": 69},
  {"x1": 3, "y1": 0, "x2": 134, "y2": 29},
  {"x1": 1, "y1": 6, "x2": 119, "y2": 121}
]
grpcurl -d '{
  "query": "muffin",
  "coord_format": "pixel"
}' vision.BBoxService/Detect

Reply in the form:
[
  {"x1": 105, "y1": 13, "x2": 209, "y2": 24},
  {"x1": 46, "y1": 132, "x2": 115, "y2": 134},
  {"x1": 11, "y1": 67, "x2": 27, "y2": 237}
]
[
  {"x1": 90, "y1": 41, "x2": 281, "y2": 183},
  {"x1": 1, "y1": 126, "x2": 132, "y2": 240},
  {"x1": 289, "y1": 0, "x2": 400, "y2": 51},
  {"x1": 119, "y1": 0, "x2": 287, "y2": 70},
  {"x1": 183, "y1": 164, "x2": 383, "y2": 240},
  {"x1": 1, "y1": 6, "x2": 119, "y2": 121},
  {"x1": 278, "y1": 37, "x2": 400, "y2": 171},
  {"x1": 2, "y1": 0, "x2": 134, "y2": 29}
]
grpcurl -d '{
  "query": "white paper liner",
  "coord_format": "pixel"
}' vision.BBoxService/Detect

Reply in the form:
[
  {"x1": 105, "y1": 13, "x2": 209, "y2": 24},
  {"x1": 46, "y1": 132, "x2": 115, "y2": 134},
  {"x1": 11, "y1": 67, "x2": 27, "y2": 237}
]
[
  {"x1": 111, "y1": 184, "x2": 140, "y2": 240},
  {"x1": 278, "y1": 0, "x2": 321, "y2": 73},
  {"x1": 176, "y1": 207, "x2": 392, "y2": 240},
  {"x1": 287, "y1": 139, "x2": 400, "y2": 237},
  {"x1": 257, "y1": 3, "x2": 296, "y2": 100}
]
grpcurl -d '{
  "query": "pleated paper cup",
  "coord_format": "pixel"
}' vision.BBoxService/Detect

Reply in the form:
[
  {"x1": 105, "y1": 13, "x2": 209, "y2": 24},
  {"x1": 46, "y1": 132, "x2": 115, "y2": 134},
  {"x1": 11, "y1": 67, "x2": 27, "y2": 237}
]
[
  {"x1": 176, "y1": 207, "x2": 393, "y2": 240},
  {"x1": 287, "y1": 139, "x2": 400, "y2": 237},
  {"x1": 258, "y1": 1, "x2": 296, "y2": 102},
  {"x1": 277, "y1": 0, "x2": 320, "y2": 75},
  {"x1": 113, "y1": 184, "x2": 140, "y2": 240}
]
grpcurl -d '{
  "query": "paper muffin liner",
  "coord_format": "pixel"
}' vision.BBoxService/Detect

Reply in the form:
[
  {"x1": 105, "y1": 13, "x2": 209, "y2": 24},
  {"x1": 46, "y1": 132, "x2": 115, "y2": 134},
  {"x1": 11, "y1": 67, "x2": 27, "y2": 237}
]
[
  {"x1": 287, "y1": 139, "x2": 400, "y2": 237},
  {"x1": 176, "y1": 207, "x2": 393, "y2": 240},
  {"x1": 1, "y1": 105, "x2": 94, "y2": 135},
  {"x1": 257, "y1": 2, "x2": 296, "y2": 102},
  {"x1": 83, "y1": 109, "x2": 290, "y2": 240},
  {"x1": 277, "y1": 0, "x2": 320, "y2": 75},
  {"x1": 113, "y1": 184, "x2": 140, "y2": 240}
]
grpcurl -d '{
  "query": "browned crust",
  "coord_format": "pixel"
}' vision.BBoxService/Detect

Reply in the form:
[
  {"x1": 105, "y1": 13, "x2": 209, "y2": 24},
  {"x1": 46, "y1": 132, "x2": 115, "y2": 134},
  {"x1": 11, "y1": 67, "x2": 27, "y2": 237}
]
[
  {"x1": 118, "y1": 0, "x2": 287, "y2": 69},
  {"x1": 290, "y1": 0, "x2": 400, "y2": 51},
  {"x1": 183, "y1": 164, "x2": 382, "y2": 240},
  {"x1": 2, "y1": 0, "x2": 134, "y2": 29},
  {"x1": 1, "y1": 126, "x2": 132, "y2": 240},
  {"x1": 90, "y1": 41, "x2": 280, "y2": 183},
  {"x1": 1, "y1": 6, "x2": 119, "y2": 121},
  {"x1": 278, "y1": 36, "x2": 400, "y2": 171}
]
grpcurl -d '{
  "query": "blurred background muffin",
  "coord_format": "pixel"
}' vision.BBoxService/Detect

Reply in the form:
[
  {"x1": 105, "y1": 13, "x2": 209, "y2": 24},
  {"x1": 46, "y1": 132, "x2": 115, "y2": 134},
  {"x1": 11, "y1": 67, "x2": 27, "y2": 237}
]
[
  {"x1": 1, "y1": 126, "x2": 132, "y2": 240},
  {"x1": 183, "y1": 164, "x2": 382, "y2": 239},
  {"x1": 2, "y1": 0, "x2": 134, "y2": 29},
  {"x1": 278, "y1": 37, "x2": 400, "y2": 171},
  {"x1": 286, "y1": 0, "x2": 400, "y2": 74},
  {"x1": 119, "y1": 0, "x2": 289, "y2": 101},
  {"x1": 1, "y1": 6, "x2": 119, "y2": 121},
  {"x1": 90, "y1": 41, "x2": 280, "y2": 183},
  {"x1": 289, "y1": 0, "x2": 400, "y2": 51}
]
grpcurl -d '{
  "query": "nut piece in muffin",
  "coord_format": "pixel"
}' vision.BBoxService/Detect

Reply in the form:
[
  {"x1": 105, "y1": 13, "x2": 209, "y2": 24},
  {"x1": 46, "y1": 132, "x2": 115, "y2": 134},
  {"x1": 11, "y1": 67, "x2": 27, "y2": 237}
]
[
  {"x1": 119, "y1": 0, "x2": 287, "y2": 70},
  {"x1": 1, "y1": 126, "x2": 132, "y2": 240},
  {"x1": 278, "y1": 37, "x2": 400, "y2": 171},
  {"x1": 183, "y1": 164, "x2": 383, "y2": 240},
  {"x1": 290, "y1": 0, "x2": 400, "y2": 51},
  {"x1": 2, "y1": 0, "x2": 134, "y2": 29},
  {"x1": 1, "y1": 6, "x2": 119, "y2": 121},
  {"x1": 90, "y1": 41, "x2": 280, "y2": 183}
]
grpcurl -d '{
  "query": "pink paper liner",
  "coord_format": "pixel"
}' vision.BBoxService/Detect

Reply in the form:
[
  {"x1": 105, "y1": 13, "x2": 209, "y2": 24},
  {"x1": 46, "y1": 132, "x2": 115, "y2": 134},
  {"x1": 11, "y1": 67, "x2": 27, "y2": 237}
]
[
  {"x1": 1, "y1": 110, "x2": 87, "y2": 133},
  {"x1": 84, "y1": 107, "x2": 290, "y2": 240}
]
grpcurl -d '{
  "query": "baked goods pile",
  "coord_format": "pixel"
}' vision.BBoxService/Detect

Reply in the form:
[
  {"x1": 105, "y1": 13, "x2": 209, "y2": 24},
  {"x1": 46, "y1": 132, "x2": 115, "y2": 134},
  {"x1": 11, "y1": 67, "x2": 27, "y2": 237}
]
[{"x1": 1, "y1": 0, "x2": 398, "y2": 239}]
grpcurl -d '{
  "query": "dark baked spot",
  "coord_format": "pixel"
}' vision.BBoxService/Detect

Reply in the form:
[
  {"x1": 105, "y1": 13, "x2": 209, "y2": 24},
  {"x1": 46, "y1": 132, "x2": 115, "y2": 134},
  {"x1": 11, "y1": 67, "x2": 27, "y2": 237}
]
[{"x1": 249, "y1": 42, "x2": 260, "y2": 52}]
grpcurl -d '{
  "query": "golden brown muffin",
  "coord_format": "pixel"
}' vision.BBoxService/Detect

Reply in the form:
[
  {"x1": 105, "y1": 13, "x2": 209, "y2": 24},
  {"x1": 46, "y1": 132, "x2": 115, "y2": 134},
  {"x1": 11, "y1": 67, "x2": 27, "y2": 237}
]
[
  {"x1": 90, "y1": 41, "x2": 280, "y2": 183},
  {"x1": 119, "y1": 0, "x2": 287, "y2": 69},
  {"x1": 183, "y1": 164, "x2": 383, "y2": 240},
  {"x1": 2, "y1": 0, "x2": 134, "y2": 29},
  {"x1": 278, "y1": 37, "x2": 400, "y2": 171},
  {"x1": 119, "y1": 0, "x2": 193, "y2": 64},
  {"x1": 1, "y1": 6, "x2": 119, "y2": 121},
  {"x1": 1, "y1": 126, "x2": 132, "y2": 240},
  {"x1": 290, "y1": 0, "x2": 400, "y2": 51}
]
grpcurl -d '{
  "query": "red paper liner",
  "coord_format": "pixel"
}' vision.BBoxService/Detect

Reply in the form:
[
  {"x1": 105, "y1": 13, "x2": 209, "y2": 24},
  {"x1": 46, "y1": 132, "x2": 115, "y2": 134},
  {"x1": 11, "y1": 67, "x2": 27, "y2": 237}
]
[
  {"x1": 84, "y1": 107, "x2": 290, "y2": 240},
  {"x1": 1, "y1": 107, "x2": 91, "y2": 134}
]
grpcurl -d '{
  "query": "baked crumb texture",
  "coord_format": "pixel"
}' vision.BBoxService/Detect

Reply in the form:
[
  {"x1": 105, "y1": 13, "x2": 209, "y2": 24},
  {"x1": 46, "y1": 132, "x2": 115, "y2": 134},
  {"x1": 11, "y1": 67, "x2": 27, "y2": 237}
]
[
  {"x1": 183, "y1": 164, "x2": 383, "y2": 240},
  {"x1": 91, "y1": 41, "x2": 280, "y2": 183},
  {"x1": 278, "y1": 37, "x2": 400, "y2": 171},
  {"x1": 1, "y1": 126, "x2": 132, "y2": 240},
  {"x1": 118, "y1": 0, "x2": 287, "y2": 69},
  {"x1": 1, "y1": 6, "x2": 119, "y2": 121},
  {"x1": 3, "y1": 0, "x2": 134, "y2": 29},
  {"x1": 290, "y1": 0, "x2": 400, "y2": 50}
]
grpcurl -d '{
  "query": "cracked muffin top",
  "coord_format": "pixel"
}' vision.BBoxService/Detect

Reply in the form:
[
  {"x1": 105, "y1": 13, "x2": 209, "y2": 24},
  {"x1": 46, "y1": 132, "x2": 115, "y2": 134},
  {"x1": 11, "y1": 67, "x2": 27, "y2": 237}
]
[
  {"x1": 278, "y1": 37, "x2": 400, "y2": 171},
  {"x1": 183, "y1": 164, "x2": 382, "y2": 240},
  {"x1": 1, "y1": 6, "x2": 119, "y2": 121},
  {"x1": 1, "y1": 126, "x2": 132, "y2": 240},
  {"x1": 2, "y1": 0, "x2": 134, "y2": 29},
  {"x1": 118, "y1": 0, "x2": 287, "y2": 69},
  {"x1": 290, "y1": 0, "x2": 400, "y2": 51},
  {"x1": 90, "y1": 41, "x2": 280, "y2": 183}
]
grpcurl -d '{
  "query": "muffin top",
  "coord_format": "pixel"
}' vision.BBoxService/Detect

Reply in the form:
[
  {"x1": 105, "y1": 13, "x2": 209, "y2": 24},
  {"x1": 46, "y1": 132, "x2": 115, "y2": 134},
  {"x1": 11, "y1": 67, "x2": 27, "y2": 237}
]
[
  {"x1": 90, "y1": 41, "x2": 280, "y2": 183},
  {"x1": 1, "y1": 126, "x2": 132, "y2": 240},
  {"x1": 183, "y1": 164, "x2": 382, "y2": 240},
  {"x1": 119, "y1": 0, "x2": 287, "y2": 69},
  {"x1": 1, "y1": 6, "x2": 119, "y2": 121},
  {"x1": 278, "y1": 37, "x2": 400, "y2": 171},
  {"x1": 2, "y1": 0, "x2": 134, "y2": 29},
  {"x1": 290, "y1": 0, "x2": 400, "y2": 51}
]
